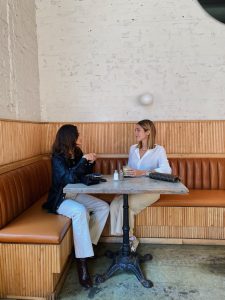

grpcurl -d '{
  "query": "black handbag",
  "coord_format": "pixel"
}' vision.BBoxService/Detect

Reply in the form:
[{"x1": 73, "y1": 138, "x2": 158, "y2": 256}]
[
  {"x1": 81, "y1": 173, "x2": 102, "y2": 186},
  {"x1": 148, "y1": 172, "x2": 180, "y2": 183}
]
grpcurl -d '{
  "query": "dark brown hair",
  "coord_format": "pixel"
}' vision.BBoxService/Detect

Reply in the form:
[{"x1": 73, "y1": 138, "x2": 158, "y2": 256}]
[
  {"x1": 137, "y1": 119, "x2": 156, "y2": 149},
  {"x1": 52, "y1": 124, "x2": 79, "y2": 158}
]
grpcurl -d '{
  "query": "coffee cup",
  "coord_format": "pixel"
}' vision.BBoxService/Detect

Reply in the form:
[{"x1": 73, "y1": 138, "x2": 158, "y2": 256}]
[{"x1": 123, "y1": 165, "x2": 131, "y2": 177}]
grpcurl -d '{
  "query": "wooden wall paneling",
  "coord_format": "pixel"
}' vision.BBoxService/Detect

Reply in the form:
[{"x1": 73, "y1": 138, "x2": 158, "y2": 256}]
[
  {"x1": 138, "y1": 226, "x2": 198, "y2": 239},
  {"x1": 1, "y1": 120, "x2": 225, "y2": 166},
  {"x1": 135, "y1": 207, "x2": 225, "y2": 240},
  {"x1": 155, "y1": 121, "x2": 225, "y2": 155},
  {"x1": 41, "y1": 121, "x2": 225, "y2": 156},
  {"x1": 41, "y1": 122, "x2": 136, "y2": 155},
  {"x1": 0, "y1": 228, "x2": 73, "y2": 299},
  {"x1": 40, "y1": 123, "x2": 61, "y2": 155},
  {"x1": 0, "y1": 120, "x2": 42, "y2": 166},
  {"x1": 0, "y1": 121, "x2": 3, "y2": 165},
  {"x1": 58, "y1": 227, "x2": 73, "y2": 272}
]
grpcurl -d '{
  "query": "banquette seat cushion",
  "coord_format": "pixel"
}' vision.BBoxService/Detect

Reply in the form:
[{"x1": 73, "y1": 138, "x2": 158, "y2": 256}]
[
  {"x1": 154, "y1": 190, "x2": 225, "y2": 207},
  {"x1": 0, "y1": 158, "x2": 71, "y2": 244},
  {"x1": 0, "y1": 196, "x2": 71, "y2": 243},
  {"x1": 94, "y1": 157, "x2": 225, "y2": 207},
  {"x1": 1, "y1": 156, "x2": 225, "y2": 244},
  {"x1": 0, "y1": 159, "x2": 51, "y2": 229},
  {"x1": 153, "y1": 158, "x2": 225, "y2": 207}
]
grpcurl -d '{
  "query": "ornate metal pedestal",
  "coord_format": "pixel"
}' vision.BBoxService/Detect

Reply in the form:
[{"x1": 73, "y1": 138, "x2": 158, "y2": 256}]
[{"x1": 95, "y1": 194, "x2": 153, "y2": 288}]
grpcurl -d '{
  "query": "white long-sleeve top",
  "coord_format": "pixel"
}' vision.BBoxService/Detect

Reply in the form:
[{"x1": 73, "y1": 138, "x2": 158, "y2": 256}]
[{"x1": 128, "y1": 144, "x2": 171, "y2": 174}]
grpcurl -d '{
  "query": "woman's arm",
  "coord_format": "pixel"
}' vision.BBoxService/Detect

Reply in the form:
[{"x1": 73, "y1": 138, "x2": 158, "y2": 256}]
[
  {"x1": 126, "y1": 145, "x2": 146, "y2": 177},
  {"x1": 154, "y1": 147, "x2": 171, "y2": 174},
  {"x1": 52, "y1": 155, "x2": 92, "y2": 187},
  {"x1": 82, "y1": 153, "x2": 96, "y2": 174},
  {"x1": 126, "y1": 145, "x2": 171, "y2": 176},
  {"x1": 128, "y1": 169, "x2": 146, "y2": 177}
]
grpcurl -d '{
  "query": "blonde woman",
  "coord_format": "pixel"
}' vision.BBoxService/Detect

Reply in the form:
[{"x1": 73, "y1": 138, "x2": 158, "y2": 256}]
[{"x1": 110, "y1": 119, "x2": 171, "y2": 250}]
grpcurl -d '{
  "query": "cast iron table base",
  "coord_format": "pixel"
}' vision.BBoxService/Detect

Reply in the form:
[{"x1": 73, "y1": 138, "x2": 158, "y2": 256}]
[{"x1": 95, "y1": 194, "x2": 154, "y2": 288}]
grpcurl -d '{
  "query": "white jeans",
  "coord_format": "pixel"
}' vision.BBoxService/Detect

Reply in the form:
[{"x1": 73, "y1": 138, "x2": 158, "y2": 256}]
[
  {"x1": 57, "y1": 193, "x2": 109, "y2": 258},
  {"x1": 110, "y1": 193, "x2": 160, "y2": 236}
]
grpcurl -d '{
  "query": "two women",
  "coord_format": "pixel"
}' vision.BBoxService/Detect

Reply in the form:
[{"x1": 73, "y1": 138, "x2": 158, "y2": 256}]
[
  {"x1": 110, "y1": 119, "x2": 171, "y2": 250},
  {"x1": 43, "y1": 124, "x2": 109, "y2": 288},
  {"x1": 45, "y1": 119, "x2": 171, "y2": 287}
]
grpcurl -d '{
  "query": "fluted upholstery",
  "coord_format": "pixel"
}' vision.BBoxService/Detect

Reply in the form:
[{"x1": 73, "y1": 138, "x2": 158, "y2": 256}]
[
  {"x1": 94, "y1": 158, "x2": 128, "y2": 175},
  {"x1": 94, "y1": 157, "x2": 225, "y2": 190},
  {"x1": 0, "y1": 156, "x2": 225, "y2": 299},
  {"x1": 94, "y1": 157, "x2": 225, "y2": 208},
  {"x1": 1, "y1": 157, "x2": 224, "y2": 234},
  {"x1": 0, "y1": 158, "x2": 73, "y2": 299},
  {"x1": 169, "y1": 158, "x2": 225, "y2": 190},
  {"x1": 0, "y1": 158, "x2": 73, "y2": 245},
  {"x1": 0, "y1": 159, "x2": 51, "y2": 229}
]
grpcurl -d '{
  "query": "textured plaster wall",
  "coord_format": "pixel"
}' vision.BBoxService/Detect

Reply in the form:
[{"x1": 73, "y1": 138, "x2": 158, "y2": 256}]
[
  {"x1": 36, "y1": 0, "x2": 225, "y2": 122},
  {"x1": 0, "y1": 0, "x2": 40, "y2": 121}
]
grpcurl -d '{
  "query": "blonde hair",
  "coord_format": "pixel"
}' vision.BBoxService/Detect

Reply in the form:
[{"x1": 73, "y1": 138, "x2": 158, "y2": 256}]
[{"x1": 137, "y1": 119, "x2": 156, "y2": 149}]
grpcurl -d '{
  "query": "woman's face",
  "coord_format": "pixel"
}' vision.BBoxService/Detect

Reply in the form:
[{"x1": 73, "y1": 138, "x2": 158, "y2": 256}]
[{"x1": 135, "y1": 124, "x2": 149, "y2": 143}]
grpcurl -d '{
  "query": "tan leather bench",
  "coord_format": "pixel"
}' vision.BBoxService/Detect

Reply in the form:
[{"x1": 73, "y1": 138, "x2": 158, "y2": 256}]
[
  {"x1": 0, "y1": 158, "x2": 72, "y2": 300},
  {"x1": 0, "y1": 196, "x2": 70, "y2": 244},
  {"x1": 94, "y1": 157, "x2": 225, "y2": 240},
  {"x1": 155, "y1": 190, "x2": 225, "y2": 207},
  {"x1": 95, "y1": 157, "x2": 225, "y2": 206},
  {"x1": 1, "y1": 156, "x2": 225, "y2": 299},
  {"x1": 155, "y1": 158, "x2": 225, "y2": 207}
]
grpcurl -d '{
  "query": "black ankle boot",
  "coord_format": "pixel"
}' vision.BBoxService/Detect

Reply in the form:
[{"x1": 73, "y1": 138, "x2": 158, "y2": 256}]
[{"x1": 76, "y1": 258, "x2": 93, "y2": 288}]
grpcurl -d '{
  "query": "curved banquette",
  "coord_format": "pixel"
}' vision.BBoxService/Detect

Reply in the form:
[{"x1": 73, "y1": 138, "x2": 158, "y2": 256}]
[
  {"x1": 0, "y1": 156, "x2": 225, "y2": 299},
  {"x1": 0, "y1": 158, "x2": 73, "y2": 300}
]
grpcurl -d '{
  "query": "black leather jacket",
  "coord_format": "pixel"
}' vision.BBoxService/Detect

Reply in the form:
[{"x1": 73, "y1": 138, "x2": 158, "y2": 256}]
[{"x1": 43, "y1": 148, "x2": 94, "y2": 213}]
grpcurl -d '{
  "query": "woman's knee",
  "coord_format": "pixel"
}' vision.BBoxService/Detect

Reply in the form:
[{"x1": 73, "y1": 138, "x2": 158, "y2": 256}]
[
  {"x1": 88, "y1": 196, "x2": 109, "y2": 214},
  {"x1": 103, "y1": 201, "x2": 110, "y2": 213},
  {"x1": 57, "y1": 199, "x2": 89, "y2": 220},
  {"x1": 129, "y1": 194, "x2": 160, "y2": 215},
  {"x1": 96, "y1": 197, "x2": 110, "y2": 210},
  {"x1": 97, "y1": 199, "x2": 109, "y2": 216},
  {"x1": 71, "y1": 202, "x2": 87, "y2": 219},
  {"x1": 110, "y1": 197, "x2": 122, "y2": 213}
]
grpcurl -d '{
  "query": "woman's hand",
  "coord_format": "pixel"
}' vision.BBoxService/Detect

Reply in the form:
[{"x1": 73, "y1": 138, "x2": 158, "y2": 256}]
[
  {"x1": 125, "y1": 168, "x2": 145, "y2": 177},
  {"x1": 83, "y1": 153, "x2": 97, "y2": 163}
]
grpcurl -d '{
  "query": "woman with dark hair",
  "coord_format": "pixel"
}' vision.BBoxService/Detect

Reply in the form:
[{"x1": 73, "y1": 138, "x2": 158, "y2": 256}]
[
  {"x1": 110, "y1": 119, "x2": 171, "y2": 251},
  {"x1": 43, "y1": 124, "x2": 109, "y2": 288}
]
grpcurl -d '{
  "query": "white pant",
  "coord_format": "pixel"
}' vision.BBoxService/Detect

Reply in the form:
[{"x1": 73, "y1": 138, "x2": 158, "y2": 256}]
[
  {"x1": 110, "y1": 193, "x2": 160, "y2": 236},
  {"x1": 57, "y1": 194, "x2": 109, "y2": 258}
]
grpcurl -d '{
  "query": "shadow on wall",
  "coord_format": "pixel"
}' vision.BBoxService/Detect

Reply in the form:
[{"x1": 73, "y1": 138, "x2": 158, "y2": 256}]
[{"x1": 197, "y1": 0, "x2": 225, "y2": 24}]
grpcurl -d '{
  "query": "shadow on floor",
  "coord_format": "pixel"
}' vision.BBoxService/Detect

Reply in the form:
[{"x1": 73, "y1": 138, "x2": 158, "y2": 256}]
[{"x1": 58, "y1": 243, "x2": 225, "y2": 300}]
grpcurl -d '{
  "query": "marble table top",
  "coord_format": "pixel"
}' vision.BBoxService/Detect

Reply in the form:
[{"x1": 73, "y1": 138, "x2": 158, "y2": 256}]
[{"x1": 63, "y1": 175, "x2": 189, "y2": 195}]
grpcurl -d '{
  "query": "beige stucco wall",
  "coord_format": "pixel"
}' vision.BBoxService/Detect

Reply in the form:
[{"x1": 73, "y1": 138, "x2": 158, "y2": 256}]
[
  {"x1": 36, "y1": 0, "x2": 225, "y2": 122},
  {"x1": 0, "y1": 0, "x2": 40, "y2": 121}
]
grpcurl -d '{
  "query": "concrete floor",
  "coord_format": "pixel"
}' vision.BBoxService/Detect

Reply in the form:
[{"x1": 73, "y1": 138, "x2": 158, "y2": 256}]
[{"x1": 58, "y1": 243, "x2": 225, "y2": 300}]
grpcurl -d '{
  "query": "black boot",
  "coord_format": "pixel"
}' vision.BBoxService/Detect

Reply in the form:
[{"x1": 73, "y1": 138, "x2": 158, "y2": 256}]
[
  {"x1": 76, "y1": 258, "x2": 93, "y2": 288},
  {"x1": 88, "y1": 244, "x2": 100, "y2": 260}
]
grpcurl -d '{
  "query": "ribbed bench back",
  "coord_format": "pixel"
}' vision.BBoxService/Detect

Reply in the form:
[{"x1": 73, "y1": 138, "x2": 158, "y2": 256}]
[
  {"x1": 94, "y1": 158, "x2": 128, "y2": 175},
  {"x1": 1, "y1": 156, "x2": 224, "y2": 229},
  {"x1": 94, "y1": 157, "x2": 225, "y2": 190},
  {"x1": 169, "y1": 158, "x2": 225, "y2": 190},
  {"x1": 0, "y1": 159, "x2": 51, "y2": 229}
]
